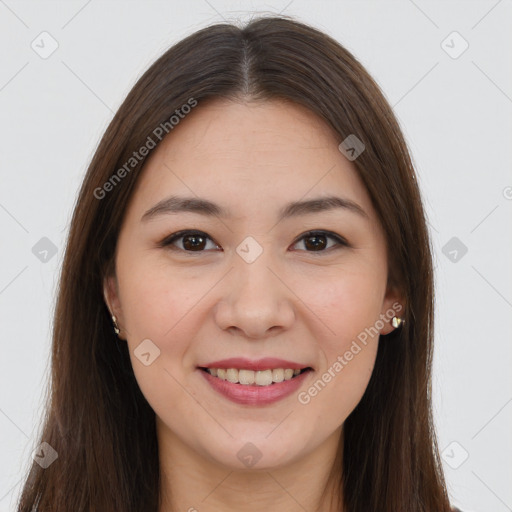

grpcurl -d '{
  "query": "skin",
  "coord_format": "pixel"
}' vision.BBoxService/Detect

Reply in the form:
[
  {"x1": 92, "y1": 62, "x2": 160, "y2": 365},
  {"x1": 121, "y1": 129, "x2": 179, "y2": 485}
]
[{"x1": 104, "y1": 98, "x2": 404, "y2": 512}]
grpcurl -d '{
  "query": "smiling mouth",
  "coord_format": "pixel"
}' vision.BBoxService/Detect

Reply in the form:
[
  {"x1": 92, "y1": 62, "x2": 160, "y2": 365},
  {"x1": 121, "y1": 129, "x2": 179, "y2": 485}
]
[{"x1": 198, "y1": 367, "x2": 313, "y2": 386}]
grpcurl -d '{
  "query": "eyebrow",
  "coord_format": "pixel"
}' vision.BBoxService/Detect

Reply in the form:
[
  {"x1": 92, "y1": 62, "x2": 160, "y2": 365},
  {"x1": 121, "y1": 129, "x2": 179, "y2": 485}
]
[{"x1": 141, "y1": 194, "x2": 368, "y2": 222}]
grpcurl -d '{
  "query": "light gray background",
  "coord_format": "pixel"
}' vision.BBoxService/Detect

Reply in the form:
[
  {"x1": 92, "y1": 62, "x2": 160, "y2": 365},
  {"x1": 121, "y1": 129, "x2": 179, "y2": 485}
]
[{"x1": 1, "y1": 1, "x2": 511, "y2": 511}]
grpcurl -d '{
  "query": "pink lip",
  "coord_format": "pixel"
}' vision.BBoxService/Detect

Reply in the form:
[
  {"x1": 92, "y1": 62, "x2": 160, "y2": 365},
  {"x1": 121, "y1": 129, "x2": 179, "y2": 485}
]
[
  {"x1": 198, "y1": 368, "x2": 312, "y2": 406},
  {"x1": 199, "y1": 357, "x2": 311, "y2": 371}
]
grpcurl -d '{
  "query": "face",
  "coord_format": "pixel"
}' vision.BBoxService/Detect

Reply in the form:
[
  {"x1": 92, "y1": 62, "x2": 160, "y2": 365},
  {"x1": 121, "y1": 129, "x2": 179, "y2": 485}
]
[{"x1": 104, "y1": 98, "x2": 402, "y2": 471}]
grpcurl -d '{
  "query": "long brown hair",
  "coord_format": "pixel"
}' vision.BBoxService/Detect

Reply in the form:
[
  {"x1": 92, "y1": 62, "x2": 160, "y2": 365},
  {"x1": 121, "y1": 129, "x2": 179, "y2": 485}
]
[{"x1": 16, "y1": 15, "x2": 452, "y2": 512}]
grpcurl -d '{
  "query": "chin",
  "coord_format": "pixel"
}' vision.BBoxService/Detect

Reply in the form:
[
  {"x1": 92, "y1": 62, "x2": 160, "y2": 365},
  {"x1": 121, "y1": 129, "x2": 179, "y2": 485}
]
[{"x1": 204, "y1": 435, "x2": 305, "y2": 472}]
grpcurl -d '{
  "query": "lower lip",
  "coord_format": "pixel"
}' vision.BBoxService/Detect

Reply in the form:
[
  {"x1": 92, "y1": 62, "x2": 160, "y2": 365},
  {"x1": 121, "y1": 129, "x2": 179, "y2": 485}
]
[{"x1": 198, "y1": 369, "x2": 312, "y2": 406}]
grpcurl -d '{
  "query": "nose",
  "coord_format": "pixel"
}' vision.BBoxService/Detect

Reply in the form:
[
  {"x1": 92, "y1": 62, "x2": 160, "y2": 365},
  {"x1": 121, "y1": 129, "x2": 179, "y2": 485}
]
[{"x1": 213, "y1": 251, "x2": 296, "y2": 340}]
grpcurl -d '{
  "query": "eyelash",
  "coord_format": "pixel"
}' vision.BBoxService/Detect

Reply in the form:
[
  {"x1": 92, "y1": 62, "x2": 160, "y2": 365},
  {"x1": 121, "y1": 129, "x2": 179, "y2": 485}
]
[{"x1": 158, "y1": 229, "x2": 349, "y2": 255}]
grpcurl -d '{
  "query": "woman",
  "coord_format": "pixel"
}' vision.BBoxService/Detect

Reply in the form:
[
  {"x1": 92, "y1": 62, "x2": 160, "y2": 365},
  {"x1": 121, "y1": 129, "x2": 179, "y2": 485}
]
[{"x1": 17, "y1": 15, "x2": 461, "y2": 512}]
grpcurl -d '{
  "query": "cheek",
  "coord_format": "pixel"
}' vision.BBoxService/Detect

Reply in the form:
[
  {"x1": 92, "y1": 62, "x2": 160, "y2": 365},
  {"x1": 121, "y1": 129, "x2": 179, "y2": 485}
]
[
  {"x1": 296, "y1": 266, "x2": 383, "y2": 415},
  {"x1": 303, "y1": 265, "x2": 386, "y2": 347},
  {"x1": 117, "y1": 254, "x2": 211, "y2": 341},
  {"x1": 115, "y1": 262, "x2": 207, "y2": 409},
  {"x1": 309, "y1": 344, "x2": 378, "y2": 429},
  {"x1": 299, "y1": 280, "x2": 380, "y2": 426}
]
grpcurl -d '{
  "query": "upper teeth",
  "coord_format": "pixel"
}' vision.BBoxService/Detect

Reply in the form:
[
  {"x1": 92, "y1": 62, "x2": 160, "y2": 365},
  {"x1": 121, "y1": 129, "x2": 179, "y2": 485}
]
[{"x1": 207, "y1": 368, "x2": 302, "y2": 386}]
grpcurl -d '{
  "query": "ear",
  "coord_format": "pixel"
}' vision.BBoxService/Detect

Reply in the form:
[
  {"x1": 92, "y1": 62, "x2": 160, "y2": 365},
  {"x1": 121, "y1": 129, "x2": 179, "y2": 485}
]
[
  {"x1": 379, "y1": 284, "x2": 406, "y2": 336},
  {"x1": 103, "y1": 272, "x2": 126, "y2": 339}
]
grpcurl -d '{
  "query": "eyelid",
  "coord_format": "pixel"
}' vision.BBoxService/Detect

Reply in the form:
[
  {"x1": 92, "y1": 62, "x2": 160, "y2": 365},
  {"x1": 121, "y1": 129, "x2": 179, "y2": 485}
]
[
  {"x1": 159, "y1": 229, "x2": 220, "y2": 251},
  {"x1": 291, "y1": 230, "x2": 349, "y2": 250}
]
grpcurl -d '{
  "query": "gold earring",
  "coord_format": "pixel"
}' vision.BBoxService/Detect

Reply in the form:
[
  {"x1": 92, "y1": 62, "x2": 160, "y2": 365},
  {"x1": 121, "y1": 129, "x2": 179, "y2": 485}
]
[
  {"x1": 112, "y1": 315, "x2": 121, "y2": 336},
  {"x1": 391, "y1": 316, "x2": 405, "y2": 329}
]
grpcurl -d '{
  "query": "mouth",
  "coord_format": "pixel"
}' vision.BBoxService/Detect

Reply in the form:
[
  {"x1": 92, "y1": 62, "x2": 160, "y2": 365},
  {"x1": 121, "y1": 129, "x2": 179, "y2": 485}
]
[
  {"x1": 198, "y1": 366, "x2": 313, "y2": 386},
  {"x1": 197, "y1": 365, "x2": 314, "y2": 406}
]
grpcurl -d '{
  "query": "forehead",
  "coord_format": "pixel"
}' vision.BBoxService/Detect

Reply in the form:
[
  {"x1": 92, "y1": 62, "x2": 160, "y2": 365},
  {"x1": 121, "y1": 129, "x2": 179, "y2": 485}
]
[
  {"x1": 151, "y1": 98, "x2": 345, "y2": 170},
  {"x1": 125, "y1": 98, "x2": 378, "y2": 225}
]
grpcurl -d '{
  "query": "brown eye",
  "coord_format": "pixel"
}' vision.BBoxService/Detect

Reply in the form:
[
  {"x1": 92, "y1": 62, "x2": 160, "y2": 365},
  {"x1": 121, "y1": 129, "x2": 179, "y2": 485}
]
[
  {"x1": 303, "y1": 233, "x2": 328, "y2": 251},
  {"x1": 292, "y1": 231, "x2": 348, "y2": 252},
  {"x1": 182, "y1": 233, "x2": 207, "y2": 250},
  {"x1": 160, "y1": 229, "x2": 348, "y2": 254},
  {"x1": 161, "y1": 230, "x2": 220, "y2": 252}
]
